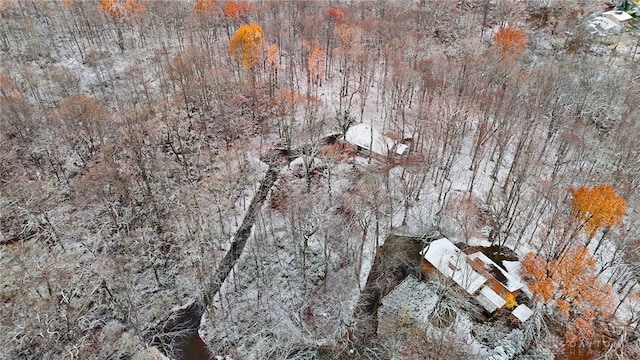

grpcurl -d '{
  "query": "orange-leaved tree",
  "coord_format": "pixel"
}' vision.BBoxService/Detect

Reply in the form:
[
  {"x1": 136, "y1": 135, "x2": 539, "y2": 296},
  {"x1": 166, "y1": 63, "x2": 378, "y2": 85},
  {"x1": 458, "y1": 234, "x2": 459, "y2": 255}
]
[
  {"x1": 308, "y1": 45, "x2": 325, "y2": 86},
  {"x1": 194, "y1": 0, "x2": 220, "y2": 15},
  {"x1": 493, "y1": 26, "x2": 527, "y2": 57},
  {"x1": 123, "y1": 0, "x2": 145, "y2": 16},
  {"x1": 223, "y1": 1, "x2": 253, "y2": 22},
  {"x1": 327, "y1": 7, "x2": 344, "y2": 23},
  {"x1": 98, "y1": 0, "x2": 146, "y2": 21},
  {"x1": 570, "y1": 184, "x2": 626, "y2": 238},
  {"x1": 98, "y1": 0, "x2": 146, "y2": 52},
  {"x1": 521, "y1": 246, "x2": 615, "y2": 344},
  {"x1": 229, "y1": 23, "x2": 263, "y2": 68}
]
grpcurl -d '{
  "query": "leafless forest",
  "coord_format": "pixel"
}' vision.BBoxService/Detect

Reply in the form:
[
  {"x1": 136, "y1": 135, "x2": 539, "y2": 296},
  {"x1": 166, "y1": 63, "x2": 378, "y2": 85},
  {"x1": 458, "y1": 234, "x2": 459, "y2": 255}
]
[{"x1": 1, "y1": 0, "x2": 640, "y2": 359}]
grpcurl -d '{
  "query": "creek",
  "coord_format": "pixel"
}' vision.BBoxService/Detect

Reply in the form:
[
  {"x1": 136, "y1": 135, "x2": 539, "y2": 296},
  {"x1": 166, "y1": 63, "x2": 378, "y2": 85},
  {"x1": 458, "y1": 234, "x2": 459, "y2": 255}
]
[{"x1": 150, "y1": 151, "x2": 285, "y2": 359}]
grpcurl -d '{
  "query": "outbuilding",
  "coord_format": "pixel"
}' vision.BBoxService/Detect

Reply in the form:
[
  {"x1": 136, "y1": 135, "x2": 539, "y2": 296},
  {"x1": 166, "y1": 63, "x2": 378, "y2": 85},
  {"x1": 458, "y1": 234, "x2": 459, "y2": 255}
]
[{"x1": 344, "y1": 123, "x2": 409, "y2": 157}]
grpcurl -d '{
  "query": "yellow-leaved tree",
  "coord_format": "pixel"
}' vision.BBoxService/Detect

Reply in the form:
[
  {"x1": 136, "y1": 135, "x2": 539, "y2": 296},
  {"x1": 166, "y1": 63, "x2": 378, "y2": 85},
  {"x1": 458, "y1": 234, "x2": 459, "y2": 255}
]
[
  {"x1": 570, "y1": 184, "x2": 626, "y2": 238},
  {"x1": 265, "y1": 43, "x2": 280, "y2": 96},
  {"x1": 521, "y1": 246, "x2": 615, "y2": 345},
  {"x1": 229, "y1": 24, "x2": 263, "y2": 68}
]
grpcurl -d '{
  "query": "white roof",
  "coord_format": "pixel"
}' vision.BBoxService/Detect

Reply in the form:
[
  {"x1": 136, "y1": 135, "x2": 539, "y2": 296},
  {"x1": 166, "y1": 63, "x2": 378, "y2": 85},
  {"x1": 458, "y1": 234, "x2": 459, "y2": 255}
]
[
  {"x1": 395, "y1": 143, "x2": 409, "y2": 156},
  {"x1": 511, "y1": 304, "x2": 534, "y2": 322},
  {"x1": 344, "y1": 123, "x2": 397, "y2": 157},
  {"x1": 476, "y1": 286, "x2": 506, "y2": 313},
  {"x1": 421, "y1": 238, "x2": 486, "y2": 295},
  {"x1": 587, "y1": 16, "x2": 622, "y2": 36},
  {"x1": 603, "y1": 10, "x2": 633, "y2": 22},
  {"x1": 467, "y1": 252, "x2": 523, "y2": 292}
]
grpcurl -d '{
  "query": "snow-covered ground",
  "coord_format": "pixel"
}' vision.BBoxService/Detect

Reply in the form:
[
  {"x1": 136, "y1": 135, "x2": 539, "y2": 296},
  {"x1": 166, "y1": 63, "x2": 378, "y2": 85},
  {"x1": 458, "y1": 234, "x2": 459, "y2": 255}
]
[{"x1": 2, "y1": 1, "x2": 640, "y2": 358}]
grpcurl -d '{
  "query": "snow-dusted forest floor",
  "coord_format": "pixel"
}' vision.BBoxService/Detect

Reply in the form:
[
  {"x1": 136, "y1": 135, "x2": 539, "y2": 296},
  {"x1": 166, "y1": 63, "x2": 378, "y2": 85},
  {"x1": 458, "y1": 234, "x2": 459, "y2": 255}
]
[{"x1": 2, "y1": 1, "x2": 640, "y2": 359}]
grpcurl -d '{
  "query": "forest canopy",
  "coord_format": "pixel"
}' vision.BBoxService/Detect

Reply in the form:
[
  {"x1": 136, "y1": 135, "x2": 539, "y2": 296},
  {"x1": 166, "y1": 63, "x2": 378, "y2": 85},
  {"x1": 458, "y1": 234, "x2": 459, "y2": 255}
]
[{"x1": 1, "y1": 0, "x2": 640, "y2": 359}]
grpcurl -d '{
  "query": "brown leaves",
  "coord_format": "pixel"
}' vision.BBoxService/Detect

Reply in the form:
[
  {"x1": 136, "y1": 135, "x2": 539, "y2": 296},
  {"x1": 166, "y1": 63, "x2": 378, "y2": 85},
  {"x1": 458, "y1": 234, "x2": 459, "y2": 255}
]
[
  {"x1": 229, "y1": 23, "x2": 263, "y2": 68},
  {"x1": 571, "y1": 184, "x2": 626, "y2": 237},
  {"x1": 493, "y1": 27, "x2": 527, "y2": 57},
  {"x1": 335, "y1": 23, "x2": 363, "y2": 48},
  {"x1": 521, "y1": 246, "x2": 615, "y2": 344},
  {"x1": 54, "y1": 94, "x2": 110, "y2": 157}
]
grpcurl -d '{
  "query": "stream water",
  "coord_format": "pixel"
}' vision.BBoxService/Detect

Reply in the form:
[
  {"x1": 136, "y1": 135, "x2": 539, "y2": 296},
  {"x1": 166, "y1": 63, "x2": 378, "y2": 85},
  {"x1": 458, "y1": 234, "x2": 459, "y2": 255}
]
[{"x1": 179, "y1": 334, "x2": 212, "y2": 360}]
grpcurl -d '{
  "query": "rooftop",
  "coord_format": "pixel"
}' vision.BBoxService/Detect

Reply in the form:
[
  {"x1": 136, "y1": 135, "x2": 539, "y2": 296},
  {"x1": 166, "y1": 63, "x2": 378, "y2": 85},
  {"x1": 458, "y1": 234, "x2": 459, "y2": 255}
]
[
  {"x1": 511, "y1": 304, "x2": 534, "y2": 322},
  {"x1": 603, "y1": 10, "x2": 633, "y2": 22},
  {"x1": 421, "y1": 238, "x2": 487, "y2": 295},
  {"x1": 476, "y1": 286, "x2": 507, "y2": 313},
  {"x1": 344, "y1": 123, "x2": 407, "y2": 157},
  {"x1": 467, "y1": 252, "x2": 523, "y2": 293}
]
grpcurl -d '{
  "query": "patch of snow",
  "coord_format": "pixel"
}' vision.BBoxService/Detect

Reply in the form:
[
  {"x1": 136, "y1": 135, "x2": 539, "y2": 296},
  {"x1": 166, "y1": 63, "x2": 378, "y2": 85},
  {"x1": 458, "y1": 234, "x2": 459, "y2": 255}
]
[
  {"x1": 379, "y1": 275, "x2": 438, "y2": 324},
  {"x1": 395, "y1": 143, "x2": 410, "y2": 156},
  {"x1": 503, "y1": 260, "x2": 534, "y2": 300},
  {"x1": 467, "y1": 236, "x2": 493, "y2": 247},
  {"x1": 285, "y1": 156, "x2": 322, "y2": 178},
  {"x1": 453, "y1": 313, "x2": 489, "y2": 358}
]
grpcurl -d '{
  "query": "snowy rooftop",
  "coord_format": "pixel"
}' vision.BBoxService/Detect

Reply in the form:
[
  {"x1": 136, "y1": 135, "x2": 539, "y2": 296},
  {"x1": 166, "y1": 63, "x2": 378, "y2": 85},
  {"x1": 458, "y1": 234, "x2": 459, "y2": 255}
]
[
  {"x1": 467, "y1": 252, "x2": 523, "y2": 292},
  {"x1": 587, "y1": 16, "x2": 622, "y2": 36},
  {"x1": 344, "y1": 123, "x2": 406, "y2": 157},
  {"x1": 603, "y1": 10, "x2": 633, "y2": 22},
  {"x1": 511, "y1": 304, "x2": 534, "y2": 322},
  {"x1": 421, "y1": 238, "x2": 487, "y2": 295},
  {"x1": 476, "y1": 286, "x2": 506, "y2": 313},
  {"x1": 395, "y1": 143, "x2": 409, "y2": 156}
]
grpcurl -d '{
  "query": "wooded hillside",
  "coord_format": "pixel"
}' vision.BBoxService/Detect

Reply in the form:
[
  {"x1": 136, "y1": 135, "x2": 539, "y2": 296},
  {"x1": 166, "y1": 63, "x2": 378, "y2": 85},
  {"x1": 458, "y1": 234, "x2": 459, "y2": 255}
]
[{"x1": 1, "y1": 1, "x2": 640, "y2": 359}]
